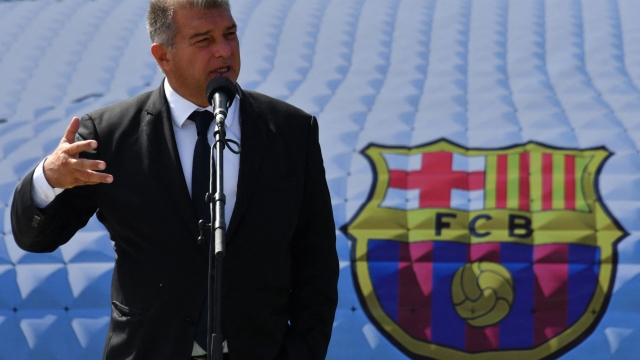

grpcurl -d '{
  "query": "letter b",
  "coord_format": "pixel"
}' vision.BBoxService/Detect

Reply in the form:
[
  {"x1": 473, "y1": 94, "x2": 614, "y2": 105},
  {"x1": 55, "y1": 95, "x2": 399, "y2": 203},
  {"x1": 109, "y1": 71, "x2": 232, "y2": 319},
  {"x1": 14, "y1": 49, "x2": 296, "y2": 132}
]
[{"x1": 508, "y1": 214, "x2": 533, "y2": 239}]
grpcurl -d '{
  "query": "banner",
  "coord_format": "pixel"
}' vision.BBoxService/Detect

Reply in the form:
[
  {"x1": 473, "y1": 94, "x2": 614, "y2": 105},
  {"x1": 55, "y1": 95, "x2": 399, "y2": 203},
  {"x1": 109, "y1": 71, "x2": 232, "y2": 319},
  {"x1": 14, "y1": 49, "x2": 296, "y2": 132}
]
[{"x1": 344, "y1": 140, "x2": 625, "y2": 359}]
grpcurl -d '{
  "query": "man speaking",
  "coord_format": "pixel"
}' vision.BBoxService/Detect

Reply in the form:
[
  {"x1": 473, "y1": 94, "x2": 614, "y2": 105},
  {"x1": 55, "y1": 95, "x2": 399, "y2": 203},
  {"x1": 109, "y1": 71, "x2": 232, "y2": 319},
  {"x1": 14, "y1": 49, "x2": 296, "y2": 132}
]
[{"x1": 10, "y1": 0, "x2": 339, "y2": 359}]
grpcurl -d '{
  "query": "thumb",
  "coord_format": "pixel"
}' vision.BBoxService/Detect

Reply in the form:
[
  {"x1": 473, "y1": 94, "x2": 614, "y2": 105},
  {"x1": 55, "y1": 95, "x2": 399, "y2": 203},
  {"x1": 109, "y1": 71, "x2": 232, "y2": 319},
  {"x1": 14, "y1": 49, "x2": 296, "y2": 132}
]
[{"x1": 63, "y1": 117, "x2": 81, "y2": 144}]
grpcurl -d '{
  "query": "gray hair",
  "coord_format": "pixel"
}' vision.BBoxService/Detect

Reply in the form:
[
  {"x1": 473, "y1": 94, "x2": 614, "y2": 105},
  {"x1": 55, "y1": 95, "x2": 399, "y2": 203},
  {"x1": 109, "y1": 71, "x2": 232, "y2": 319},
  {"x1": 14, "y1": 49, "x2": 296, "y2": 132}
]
[{"x1": 147, "y1": 0, "x2": 231, "y2": 49}]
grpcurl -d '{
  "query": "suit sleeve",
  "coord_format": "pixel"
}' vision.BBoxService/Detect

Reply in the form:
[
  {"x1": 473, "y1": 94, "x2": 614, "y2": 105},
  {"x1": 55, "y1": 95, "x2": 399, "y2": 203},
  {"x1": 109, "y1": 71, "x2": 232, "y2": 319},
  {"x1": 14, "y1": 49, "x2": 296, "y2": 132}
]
[
  {"x1": 281, "y1": 117, "x2": 339, "y2": 359},
  {"x1": 10, "y1": 116, "x2": 100, "y2": 253}
]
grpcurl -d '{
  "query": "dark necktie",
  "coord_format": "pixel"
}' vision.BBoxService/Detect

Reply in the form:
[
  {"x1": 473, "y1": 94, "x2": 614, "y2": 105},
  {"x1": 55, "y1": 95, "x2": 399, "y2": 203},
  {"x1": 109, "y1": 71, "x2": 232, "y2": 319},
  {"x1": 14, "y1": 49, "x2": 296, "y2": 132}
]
[
  {"x1": 190, "y1": 110, "x2": 214, "y2": 243},
  {"x1": 189, "y1": 110, "x2": 214, "y2": 352}
]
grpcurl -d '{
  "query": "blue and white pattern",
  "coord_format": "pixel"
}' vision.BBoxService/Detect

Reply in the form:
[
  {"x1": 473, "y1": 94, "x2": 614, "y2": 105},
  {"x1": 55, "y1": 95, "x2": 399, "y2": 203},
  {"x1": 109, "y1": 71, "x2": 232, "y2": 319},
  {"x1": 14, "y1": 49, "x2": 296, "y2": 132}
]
[{"x1": 2, "y1": 0, "x2": 640, "y2": 358}]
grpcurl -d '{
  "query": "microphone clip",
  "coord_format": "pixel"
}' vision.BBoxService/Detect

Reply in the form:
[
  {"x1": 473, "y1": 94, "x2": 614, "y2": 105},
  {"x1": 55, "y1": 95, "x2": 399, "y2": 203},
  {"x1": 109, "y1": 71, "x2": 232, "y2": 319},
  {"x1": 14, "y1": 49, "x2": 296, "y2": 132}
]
[{"x1": 197, "y1": 220, "x2": 211, "y2": 245}]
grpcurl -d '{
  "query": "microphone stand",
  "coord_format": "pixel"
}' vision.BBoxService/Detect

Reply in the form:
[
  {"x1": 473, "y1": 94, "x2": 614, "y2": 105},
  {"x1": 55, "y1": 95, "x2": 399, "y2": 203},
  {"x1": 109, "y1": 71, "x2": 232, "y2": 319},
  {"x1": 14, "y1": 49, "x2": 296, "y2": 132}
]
[
  {"x1": 203, "y1": 92, "x2": 234, "y2": 360},
  {"x1": 197, "y1": 77, "x2": 238, "y2": 360}
]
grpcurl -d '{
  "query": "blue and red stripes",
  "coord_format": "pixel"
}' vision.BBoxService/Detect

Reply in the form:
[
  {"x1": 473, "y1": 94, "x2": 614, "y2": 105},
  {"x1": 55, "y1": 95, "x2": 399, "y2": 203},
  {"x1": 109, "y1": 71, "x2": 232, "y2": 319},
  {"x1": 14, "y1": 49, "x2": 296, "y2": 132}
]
[
  {"x1": 466, "y1": 243, "x2": 501, "y2": 351},
  {"x1": 533, "y1": 245, "x2": 569, "y2": 345},
  {"x1": 365, "y1": 240, "x2": 599, "y2": 352}
]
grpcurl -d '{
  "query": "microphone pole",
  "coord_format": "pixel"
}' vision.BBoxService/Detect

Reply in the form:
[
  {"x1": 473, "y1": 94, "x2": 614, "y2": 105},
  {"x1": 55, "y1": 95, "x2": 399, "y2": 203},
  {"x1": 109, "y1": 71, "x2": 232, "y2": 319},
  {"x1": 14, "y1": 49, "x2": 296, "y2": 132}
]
[{"x1": 202, "y1": 77, "x2": 238, "y2": 360}]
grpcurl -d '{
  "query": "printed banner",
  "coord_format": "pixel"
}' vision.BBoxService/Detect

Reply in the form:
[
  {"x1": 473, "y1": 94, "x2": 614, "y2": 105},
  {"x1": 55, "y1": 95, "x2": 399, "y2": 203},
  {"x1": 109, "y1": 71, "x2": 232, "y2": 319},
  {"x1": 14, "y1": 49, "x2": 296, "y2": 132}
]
[{"x1": 343, "y1": 140, "x2": 627, "y2": 359}]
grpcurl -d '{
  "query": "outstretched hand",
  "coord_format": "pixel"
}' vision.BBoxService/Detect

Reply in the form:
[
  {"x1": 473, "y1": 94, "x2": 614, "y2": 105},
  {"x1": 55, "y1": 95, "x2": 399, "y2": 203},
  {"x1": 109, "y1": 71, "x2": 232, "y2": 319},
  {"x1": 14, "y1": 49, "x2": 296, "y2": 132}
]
[{"x1": 43, "y1": 117, "x2": 113, "y2": 189}]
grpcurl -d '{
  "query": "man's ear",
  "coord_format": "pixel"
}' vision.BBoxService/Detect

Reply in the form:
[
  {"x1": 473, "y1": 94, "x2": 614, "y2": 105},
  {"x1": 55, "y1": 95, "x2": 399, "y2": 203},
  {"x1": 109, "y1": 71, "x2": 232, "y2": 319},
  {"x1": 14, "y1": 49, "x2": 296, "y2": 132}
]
[{"x1": 151, "y1": 43, "x2": 171, "y2": 73}]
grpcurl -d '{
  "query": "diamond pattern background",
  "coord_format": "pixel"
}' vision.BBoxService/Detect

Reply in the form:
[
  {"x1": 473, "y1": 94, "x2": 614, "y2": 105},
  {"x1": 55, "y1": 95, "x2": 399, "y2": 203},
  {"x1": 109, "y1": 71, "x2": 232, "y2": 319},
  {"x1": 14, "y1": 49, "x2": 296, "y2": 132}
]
[{"x1": 2, "y1": 0, "x2": 640, "y2": 358}]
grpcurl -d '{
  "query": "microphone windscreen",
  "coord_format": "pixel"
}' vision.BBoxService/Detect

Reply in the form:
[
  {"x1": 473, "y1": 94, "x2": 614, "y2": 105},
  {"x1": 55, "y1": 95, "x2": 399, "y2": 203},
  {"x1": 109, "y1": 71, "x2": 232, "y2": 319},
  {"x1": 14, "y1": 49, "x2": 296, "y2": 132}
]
[{"x1": 206, "y1": 77, "x2": 237, "y2": 107}]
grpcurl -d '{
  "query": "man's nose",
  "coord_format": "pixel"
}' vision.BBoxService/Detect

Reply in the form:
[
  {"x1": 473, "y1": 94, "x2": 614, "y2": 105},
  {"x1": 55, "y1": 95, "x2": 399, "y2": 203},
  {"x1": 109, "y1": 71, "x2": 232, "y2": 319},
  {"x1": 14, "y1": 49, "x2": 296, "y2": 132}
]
[{"x1": 213, "y1": 38, "x2": 232, "y2": 58}]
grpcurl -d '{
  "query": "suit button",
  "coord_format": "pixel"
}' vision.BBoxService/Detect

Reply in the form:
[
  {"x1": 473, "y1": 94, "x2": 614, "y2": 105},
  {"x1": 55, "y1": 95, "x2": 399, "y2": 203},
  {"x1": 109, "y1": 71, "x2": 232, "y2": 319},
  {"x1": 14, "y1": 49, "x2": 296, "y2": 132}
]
[
  {"x1": 31, "y1": 215, "x2": 41, "y2": 228},
  {"x1": 186, "y1": 318, "x2": 194, "y2": 326}
]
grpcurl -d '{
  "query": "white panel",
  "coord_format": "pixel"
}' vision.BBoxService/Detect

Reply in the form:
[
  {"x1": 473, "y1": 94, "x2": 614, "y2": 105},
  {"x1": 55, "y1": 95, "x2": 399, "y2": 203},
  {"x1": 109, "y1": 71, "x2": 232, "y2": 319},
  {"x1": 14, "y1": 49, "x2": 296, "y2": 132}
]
[{"x1": 452, "y1": 153, "x2": 485, "y2": 172}]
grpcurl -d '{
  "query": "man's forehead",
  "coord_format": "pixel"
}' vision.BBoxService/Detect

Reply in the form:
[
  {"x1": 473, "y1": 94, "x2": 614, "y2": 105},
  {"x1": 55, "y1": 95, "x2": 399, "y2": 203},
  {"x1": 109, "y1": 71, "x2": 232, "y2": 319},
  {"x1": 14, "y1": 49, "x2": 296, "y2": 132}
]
[{"x1": 174, "y1": 6, "x2": 235, "y2": 31}]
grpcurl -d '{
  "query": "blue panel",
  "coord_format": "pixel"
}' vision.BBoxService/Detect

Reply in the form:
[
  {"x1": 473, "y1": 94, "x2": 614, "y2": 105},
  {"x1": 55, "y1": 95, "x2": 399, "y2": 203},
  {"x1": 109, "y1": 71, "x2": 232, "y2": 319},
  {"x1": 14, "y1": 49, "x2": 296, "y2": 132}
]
[
  {"x1": 68, "y1": 308, "x2": 111, "y2": 358},
  {"x1": 15, "y1": 264, "x2": 73, "y2": 310},
  {"x1": 0, "y1": 235, "x2": 12, "y2": 264},
  {"x1": 593, "y1": 246, "x2": 600, "y2": 281},
  {"x1": 0, "y1": 265, "x2": 20, "y2": 310},
  {"x1": 568, "y1": 245, "x2": 599, "y2": 325},
  {"x1": 17, "y1": 310, "x2": 82, "y2": 359},
  {"x1": 3, "y1": 0, "x2": 640, "y2": 358},
  {"x1": 59, "y1": 231, "x2": 114, "y2": 264},
  {"x1": 0, "y1": 310, "x2": 30, "y2": 360},
  {"x1": 66, "y1": 263, "x2": 113, "y2": 309},
  {"x1": 326, "y1": 308, "x2": 409, "y2": 360},
  {"x1": 430, "y1": 241, "x2": 466, "y2": 350},
  {"x1": 367, "y1": 240, "x2": 400, "y2": 322},
  {"x1": 499, "y1": 242, "x2": 534, "y2": 350}
]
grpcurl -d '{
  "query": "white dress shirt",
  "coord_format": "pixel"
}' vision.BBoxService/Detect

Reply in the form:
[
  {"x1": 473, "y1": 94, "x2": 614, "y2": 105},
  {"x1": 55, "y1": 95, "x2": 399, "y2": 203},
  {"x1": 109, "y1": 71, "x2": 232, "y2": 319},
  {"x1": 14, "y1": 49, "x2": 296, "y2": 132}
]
[
  {"x1": 32, "y1": 78, "x2": 241, "y2": 228},
  {"x1": 164, "y1": 78, "x2": 241, "y2": 228}
]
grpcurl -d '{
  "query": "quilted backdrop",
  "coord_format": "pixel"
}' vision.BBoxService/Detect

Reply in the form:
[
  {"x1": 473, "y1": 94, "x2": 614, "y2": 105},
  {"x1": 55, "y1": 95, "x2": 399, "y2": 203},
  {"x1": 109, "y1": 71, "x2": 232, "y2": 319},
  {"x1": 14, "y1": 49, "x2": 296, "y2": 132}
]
[{"x1": 1, "y1": 0, "x2": 640, "y2": 359}]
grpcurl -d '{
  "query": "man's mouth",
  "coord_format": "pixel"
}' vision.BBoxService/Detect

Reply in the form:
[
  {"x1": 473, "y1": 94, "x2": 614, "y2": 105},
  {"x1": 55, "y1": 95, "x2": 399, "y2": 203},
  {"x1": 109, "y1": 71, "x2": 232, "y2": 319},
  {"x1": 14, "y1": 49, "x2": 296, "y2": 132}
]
[{"x1": 213, "y1": 67, "x2": 230, "y2": 74}]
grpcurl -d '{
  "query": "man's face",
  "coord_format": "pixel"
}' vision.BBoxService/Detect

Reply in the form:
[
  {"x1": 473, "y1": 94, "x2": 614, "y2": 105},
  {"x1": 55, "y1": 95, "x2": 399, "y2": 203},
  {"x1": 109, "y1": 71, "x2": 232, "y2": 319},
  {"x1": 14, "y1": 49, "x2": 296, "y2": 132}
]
[{"x1": 160, "y1": 7, "x2": 240, "y2": 106}]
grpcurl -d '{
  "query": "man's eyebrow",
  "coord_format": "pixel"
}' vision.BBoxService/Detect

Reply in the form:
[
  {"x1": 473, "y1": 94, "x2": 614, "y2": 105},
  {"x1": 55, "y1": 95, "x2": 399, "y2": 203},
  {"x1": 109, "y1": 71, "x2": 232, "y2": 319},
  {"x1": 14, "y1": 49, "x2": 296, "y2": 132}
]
[
  {"x1": 189, "y1": 30, "x2": 211, "y2": 40},
  {"x1": 188, "y1": 24, "x2": 237, "y2": 40}
]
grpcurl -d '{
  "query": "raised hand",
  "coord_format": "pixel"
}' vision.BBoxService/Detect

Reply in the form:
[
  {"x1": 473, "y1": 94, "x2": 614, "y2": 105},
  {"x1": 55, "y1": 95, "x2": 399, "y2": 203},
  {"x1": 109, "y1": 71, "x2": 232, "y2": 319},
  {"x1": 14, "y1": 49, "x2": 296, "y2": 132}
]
[{"x1": 43, "y1": 117, "x2": 113, "y2": 189}]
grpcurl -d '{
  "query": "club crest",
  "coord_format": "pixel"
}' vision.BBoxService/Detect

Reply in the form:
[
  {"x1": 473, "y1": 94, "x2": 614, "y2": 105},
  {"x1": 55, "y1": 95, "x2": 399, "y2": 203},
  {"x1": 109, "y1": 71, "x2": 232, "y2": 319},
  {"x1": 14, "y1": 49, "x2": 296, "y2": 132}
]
[{"x1": 342, "y1": 140, "x2": 627, "y2": 359}]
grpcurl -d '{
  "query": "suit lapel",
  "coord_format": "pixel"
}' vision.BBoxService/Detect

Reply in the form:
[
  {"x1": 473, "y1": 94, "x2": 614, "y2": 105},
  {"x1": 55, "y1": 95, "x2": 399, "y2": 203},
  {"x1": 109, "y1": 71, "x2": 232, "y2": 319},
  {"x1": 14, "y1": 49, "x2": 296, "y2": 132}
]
[
  {"x1": 227, "y1": 87, "x2": 267, "y2": 239},
  {"x1": 138, "y1": 84, "x2": 265, "y2": 246},
  {"x1": 141, "y1": 85, "x2": 201, "y2": 242}
]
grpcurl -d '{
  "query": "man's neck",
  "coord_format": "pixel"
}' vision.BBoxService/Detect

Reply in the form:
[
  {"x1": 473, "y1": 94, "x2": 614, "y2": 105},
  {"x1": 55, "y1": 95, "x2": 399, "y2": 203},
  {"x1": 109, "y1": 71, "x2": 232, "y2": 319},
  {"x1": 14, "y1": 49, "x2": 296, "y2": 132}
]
[{"x1": 165, "y1": 78, "x2": 208, "y2": 108}]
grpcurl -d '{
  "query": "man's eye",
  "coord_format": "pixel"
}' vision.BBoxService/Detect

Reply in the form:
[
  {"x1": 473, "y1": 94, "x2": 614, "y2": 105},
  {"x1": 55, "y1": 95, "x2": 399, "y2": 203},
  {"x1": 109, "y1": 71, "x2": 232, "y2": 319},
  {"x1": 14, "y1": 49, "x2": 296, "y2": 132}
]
[
  {"x1": 195, "y1": 38, "x2": 210, "y2": 45},
  {"x1": 225, "y1": 32, "x2": 237, "y2": 38}
]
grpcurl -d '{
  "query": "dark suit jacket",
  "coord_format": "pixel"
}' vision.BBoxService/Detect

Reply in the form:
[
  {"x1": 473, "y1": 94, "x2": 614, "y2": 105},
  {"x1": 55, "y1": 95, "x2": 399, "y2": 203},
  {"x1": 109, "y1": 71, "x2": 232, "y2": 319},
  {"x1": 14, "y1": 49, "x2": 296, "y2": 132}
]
[{"x1": 11, "y1": 83, "x2": 339, "y2": 360}]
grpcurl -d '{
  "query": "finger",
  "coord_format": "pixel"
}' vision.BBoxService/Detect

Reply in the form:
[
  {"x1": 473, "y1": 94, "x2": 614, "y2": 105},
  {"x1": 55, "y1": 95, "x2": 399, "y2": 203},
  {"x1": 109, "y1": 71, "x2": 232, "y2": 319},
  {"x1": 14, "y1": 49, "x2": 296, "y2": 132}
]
[
  {"x1": 73, "y1": 169, "x2": 113, "y2": 184},
  {"x1": 66, "y1": 139, "x2": 98, "y2": 156},
  {"x1": 63, "y1": 117, "x2": 81, "y2": 144},
  {"x1": 68, "y1": 158, "x2": 106, "y2": 171},
  {"x1": 80, "y1": 181, "x2": 103, "y2": 186}
]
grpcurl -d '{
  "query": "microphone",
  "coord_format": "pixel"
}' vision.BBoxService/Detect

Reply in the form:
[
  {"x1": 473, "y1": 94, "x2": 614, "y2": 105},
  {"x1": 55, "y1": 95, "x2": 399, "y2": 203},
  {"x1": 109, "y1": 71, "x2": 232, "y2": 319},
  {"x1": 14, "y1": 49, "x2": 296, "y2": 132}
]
[{"x1": 206, "y1": 77, "x2": 237, "y2": 126}]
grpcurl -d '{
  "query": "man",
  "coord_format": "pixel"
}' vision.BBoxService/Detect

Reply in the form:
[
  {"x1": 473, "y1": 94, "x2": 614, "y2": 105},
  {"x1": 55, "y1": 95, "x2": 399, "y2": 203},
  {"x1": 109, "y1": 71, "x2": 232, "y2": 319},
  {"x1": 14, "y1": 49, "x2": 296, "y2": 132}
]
[{"x1": 10, "y1": 0, "x2": 339, "y2": 359}]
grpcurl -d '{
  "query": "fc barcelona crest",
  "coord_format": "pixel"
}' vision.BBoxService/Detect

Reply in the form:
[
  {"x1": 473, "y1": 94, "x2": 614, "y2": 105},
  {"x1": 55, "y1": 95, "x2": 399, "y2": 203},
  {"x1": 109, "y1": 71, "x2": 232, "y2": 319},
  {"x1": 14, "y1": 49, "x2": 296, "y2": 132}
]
[{"x1": 342, "y1": 140, "x2": 627, "y2": 359}]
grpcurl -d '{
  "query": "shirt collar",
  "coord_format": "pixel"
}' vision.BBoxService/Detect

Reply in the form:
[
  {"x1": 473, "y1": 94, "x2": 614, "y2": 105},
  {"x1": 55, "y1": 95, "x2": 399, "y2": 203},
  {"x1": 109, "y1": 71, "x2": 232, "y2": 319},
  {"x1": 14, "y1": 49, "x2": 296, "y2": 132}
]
[{"x1": 164, "y1": 78, "x2": 239, "y2": 129}]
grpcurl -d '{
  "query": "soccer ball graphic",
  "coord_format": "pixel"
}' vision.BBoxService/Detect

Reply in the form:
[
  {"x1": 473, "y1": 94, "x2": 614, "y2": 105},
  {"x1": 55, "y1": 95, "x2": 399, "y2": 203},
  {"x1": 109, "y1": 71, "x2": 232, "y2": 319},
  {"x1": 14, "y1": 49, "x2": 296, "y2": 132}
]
[{"x1": 451, "y1": 261, "x2": 515, "y2": 327}]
